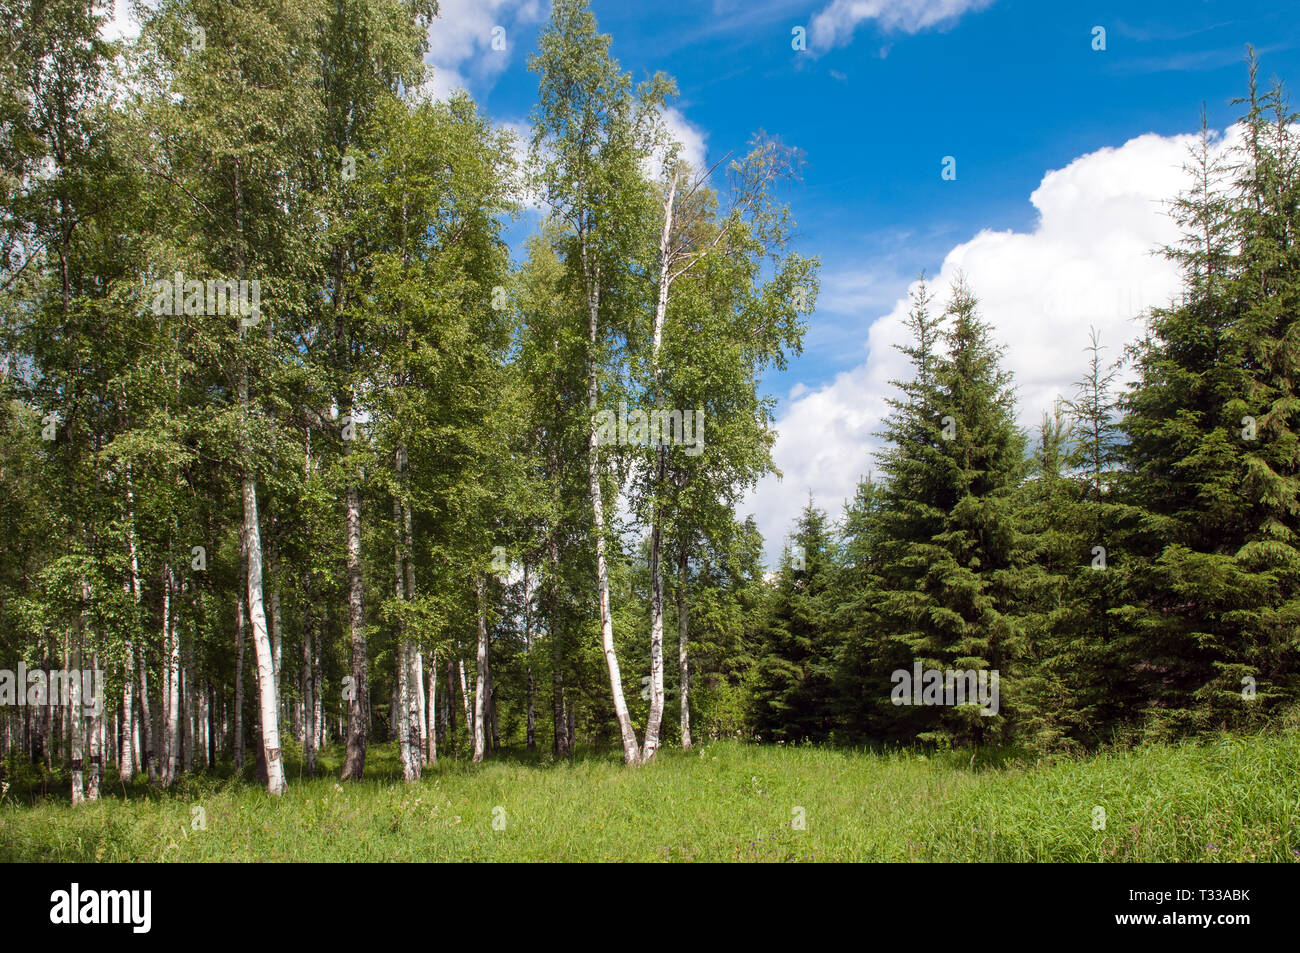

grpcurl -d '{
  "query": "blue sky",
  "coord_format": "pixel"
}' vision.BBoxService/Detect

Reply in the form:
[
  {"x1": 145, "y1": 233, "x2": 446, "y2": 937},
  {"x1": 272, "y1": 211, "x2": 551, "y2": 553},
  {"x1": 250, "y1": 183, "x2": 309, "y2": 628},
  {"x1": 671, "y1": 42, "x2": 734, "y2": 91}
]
[
  {"x1": 104, "y1": 0, "x2": 1300, "y2": 563},
  {"x1": 445, "y1": 0, "x2": 1300, "y2": 405},
  {"x1": 424, "y1": 0, "x2": 1300, "y2": 563}
]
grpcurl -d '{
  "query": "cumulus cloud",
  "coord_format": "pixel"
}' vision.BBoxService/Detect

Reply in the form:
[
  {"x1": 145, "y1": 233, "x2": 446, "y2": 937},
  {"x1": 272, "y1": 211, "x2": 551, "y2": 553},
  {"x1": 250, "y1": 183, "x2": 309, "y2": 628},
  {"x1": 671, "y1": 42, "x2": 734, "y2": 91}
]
[
  {"x1": 659, "y1": 106, "x2": 710, "y2": 175},
  {"x1": 810, "y1": 0, "x2": 996, "y2": 51},
  {"x1": 423, "y1": 0, "x2": 543, "y2": 100},
  {"x1": 745, "y1": 127, "x2": 1242, "y2": 564}
]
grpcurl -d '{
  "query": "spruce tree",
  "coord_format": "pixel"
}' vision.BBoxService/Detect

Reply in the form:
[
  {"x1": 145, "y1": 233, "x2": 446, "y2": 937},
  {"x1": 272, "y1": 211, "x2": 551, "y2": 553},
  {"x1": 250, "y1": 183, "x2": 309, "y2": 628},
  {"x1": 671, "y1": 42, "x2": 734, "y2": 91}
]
[
  {"x1": 870, "y1": 278, "x2": 1027, "y2": 746},
  {"x1": 751, "y1": 501, "x2": 837, "y2": 742}
]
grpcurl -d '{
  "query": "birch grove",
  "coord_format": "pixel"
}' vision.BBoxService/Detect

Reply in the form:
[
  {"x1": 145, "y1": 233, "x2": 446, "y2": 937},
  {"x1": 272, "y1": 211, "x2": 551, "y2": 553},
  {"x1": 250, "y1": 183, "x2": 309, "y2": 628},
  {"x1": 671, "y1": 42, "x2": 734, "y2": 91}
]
[{"x1": 0, "y1": 0, "x2": 815, "y2": 797}]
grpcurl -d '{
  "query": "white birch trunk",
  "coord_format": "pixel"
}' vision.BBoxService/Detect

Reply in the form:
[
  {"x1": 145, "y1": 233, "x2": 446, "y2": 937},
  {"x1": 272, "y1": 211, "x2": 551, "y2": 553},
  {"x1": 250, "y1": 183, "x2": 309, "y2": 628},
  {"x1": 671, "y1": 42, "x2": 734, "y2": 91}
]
[
  {"x1": 341, "y1": 477, "x2": 368, "y2": 780},
  {"x1": 243, "y1": 477, "x2": 287, "y2": 795},
  {"x1": 270, "y1": 586, "x2": 283, "y2": 714},
  {"x1": 120, "y1": 471, "x2": 141, "y2": 780},
  {"x1": 301, "y1": 601, "x2": 316, "y2": 776},
  {"x1": 581, "y1": 241, "x2": 640, "y2": 764},
  {"x1": 641, "y1": 175, "x2": 678, "y2": 763},
  {"x1": 415, "y1": 651, "x2": 427, "y2": 765},
  {"x1": 69, "y1": 634, "x2": 84, "y2": 805},
  {"x1": 425, "y1": 650, "x2": 437, "y2": 765},
  {"x1": 85, "y1": 635, "x2": 101, "y2": 801},
  {"x1": 524, "y1": 564, "x2": 535, "y2": 750},
  {"x1": 459, "y1": 657, "x2": 472, "y2": 742},
  {"x1": 472, "y1": 576, "x2": 488, "y2": 763},
  {"x1": 677, "y1": 548, "x2": 692, "y2": 748},
  {"x1": 163, "y1": 565, "x2": 181, "y2": 785}
]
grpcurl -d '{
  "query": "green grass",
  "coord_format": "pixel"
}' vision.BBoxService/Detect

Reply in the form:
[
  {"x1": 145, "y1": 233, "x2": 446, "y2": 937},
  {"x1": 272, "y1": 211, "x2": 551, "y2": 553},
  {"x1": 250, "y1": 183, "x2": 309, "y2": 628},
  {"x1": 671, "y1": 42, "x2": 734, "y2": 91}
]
[{"x1": 3, "y1": 733, "x2": 1299, "y2": 861}]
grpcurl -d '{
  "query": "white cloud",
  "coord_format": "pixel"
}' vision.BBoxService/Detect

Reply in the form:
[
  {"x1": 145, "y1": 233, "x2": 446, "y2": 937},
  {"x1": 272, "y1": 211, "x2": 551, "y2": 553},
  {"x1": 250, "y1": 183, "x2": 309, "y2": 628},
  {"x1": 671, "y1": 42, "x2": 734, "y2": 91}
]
[
  {"x1": 660, "y1": 106, "x2": 709, "y2": 175},
  {"x1": 99, "y1": 0, "x2": 140, "y2": 42},
  {"x1": 423, "y1": 0, "x2": 543, "y2": 100},
  {"x1": 810, "y1": 0, "x2": 995, "y2": 51},
  {"x1": 640, "y1": 106, "x2": 710, "y2": 186},
  {"x1": 746, "y1": 127, "x2": 1242, "y2": 565}
]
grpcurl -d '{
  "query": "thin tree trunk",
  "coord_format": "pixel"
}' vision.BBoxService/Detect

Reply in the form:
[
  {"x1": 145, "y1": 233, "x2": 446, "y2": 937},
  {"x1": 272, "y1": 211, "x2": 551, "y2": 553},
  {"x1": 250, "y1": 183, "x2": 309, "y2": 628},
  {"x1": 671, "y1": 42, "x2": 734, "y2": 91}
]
[
  {"x1": 415, "y1": 651, "x2": 427, "y2": 765},
  {"x1": 313, "y1": 636, "x2": 324, "y2": 753},
  {"x1": 548, "y1": 534, "x2": 569, "y2": 759},
  {"x1": 340, "y1": 476, "x2": 368, "y2": 781},
  {"x1": 235, "y1": 587, "x2": 246, "y2": 771},
  {"x1": 641, "y1": 174, "x2": 677, "y2": 764},
  {"x1": 85, "y1": 634, "x2": 101, "y2": 801},
  {"x1": 301, "y1": 583, "x2": 317, "y2": 777},
  {"x1": 394, "y1": 465, "x2": 420, "y2": 782},
  {"x1": 446, "y1": 659, "x2": 456, "y2": 739},
  {"x1": 459, "y1": 657, "x2": 472, "y2": 742},
  {"x1": 206, "y1": 682, "x2": 216, "y2": 768},
  {"x1": 524, "y1": 564, "x2": 535, "y2": 750},
  {"x1": 581, "y1": 242, "x2": 639, "y2": 764},
  {"x1": 242, "y1": 475, "x2": 287, "y2": 795},
  {"x1": 119, "y1": 465, "x2": 141, "y2": 780},
  {"x1": 473, "y1": 576, "x2": 488, "y2": 763},
  {"x1": 164, "y1": 564, "x2": 181, "y2": 785},
  {"x1": 426, "y1": 649, "x2": 437, "y2": 765},
  {"x1": 677, "y1": 547, "x2": 692, "y2": 749},
  {"x1": 69, "y1": 629, "x2": 84, "y2": 805},
  {"x1": 270, "y1": 585, "x2": 283, "y2": 717},
  {"x1": 399, "y1": 462, "x2": 423, "y2": 775},
  {"x1": 483, "y1": 642, "x2": 491, "y2": 754},
  {"x1": 183, "y1": 664, "x2": 194, "y2": 774}
]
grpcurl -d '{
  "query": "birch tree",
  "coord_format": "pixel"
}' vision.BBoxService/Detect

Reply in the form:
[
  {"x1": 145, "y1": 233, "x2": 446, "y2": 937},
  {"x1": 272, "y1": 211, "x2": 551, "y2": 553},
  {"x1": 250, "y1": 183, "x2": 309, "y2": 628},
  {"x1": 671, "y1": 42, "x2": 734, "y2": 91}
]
[{"x1": 529, "y1": 0, "x2": 670, "y2": 764}]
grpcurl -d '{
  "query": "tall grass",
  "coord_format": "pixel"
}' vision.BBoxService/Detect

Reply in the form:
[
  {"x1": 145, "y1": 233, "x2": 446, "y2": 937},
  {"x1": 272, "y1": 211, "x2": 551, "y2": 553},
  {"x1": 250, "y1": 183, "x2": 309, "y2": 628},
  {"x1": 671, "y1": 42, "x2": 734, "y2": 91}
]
[{"x1": 2, "y1": 732, "x2": 1297, "y2": 861}]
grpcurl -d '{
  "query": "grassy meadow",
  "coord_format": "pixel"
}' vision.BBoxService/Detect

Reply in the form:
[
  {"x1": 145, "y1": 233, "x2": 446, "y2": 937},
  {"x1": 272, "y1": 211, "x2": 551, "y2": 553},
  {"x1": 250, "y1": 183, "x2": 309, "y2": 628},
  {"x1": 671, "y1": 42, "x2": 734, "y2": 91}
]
[{"x1": 2, "y1": 734, "x2": 1298, "y2": 862}]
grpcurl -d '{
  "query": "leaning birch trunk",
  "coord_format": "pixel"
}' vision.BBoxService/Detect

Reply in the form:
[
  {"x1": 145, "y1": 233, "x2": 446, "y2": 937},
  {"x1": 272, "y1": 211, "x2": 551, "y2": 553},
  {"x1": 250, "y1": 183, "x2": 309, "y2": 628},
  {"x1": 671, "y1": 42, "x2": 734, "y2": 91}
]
[
  {"x1": 242, "y1": 476, "x2": 287, "y2": 795},
  {"x1": 340, "y1": 477, "x2": 368, "y2": 781},
  {"x1": 472, "y1": 575, "x2": 488, "y2": 763},
  {"x1": 640, "y1": 174, "x2": 678, "y2": 764},
  {"x1": 677, "y1": 547, "x2": 692, "y2": 748},
  {"x1": 581, "y1": 248, "x2": 640, "y2": 764}
]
